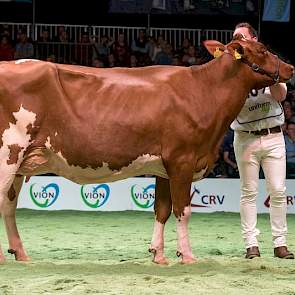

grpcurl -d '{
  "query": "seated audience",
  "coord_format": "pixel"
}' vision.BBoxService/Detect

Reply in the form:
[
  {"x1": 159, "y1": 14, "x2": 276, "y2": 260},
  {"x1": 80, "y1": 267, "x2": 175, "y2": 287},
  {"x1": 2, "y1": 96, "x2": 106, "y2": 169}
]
[{"x1": 284, "y1": 121, "x2": 295, "y2": 178}]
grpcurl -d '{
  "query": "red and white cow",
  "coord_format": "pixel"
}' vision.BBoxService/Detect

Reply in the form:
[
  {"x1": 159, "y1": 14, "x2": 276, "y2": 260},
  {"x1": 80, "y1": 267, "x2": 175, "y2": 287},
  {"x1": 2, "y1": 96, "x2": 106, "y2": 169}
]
[{"x1": 0, "y1": 36, "x2": 293, "y2": 264}]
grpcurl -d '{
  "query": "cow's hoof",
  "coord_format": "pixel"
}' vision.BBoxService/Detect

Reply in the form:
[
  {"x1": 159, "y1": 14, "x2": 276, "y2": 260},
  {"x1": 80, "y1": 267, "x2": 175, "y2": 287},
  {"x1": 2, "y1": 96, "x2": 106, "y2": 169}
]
[
  {"x1": 15, "y1": 255, "x2": 31, "y2": 262},
  {"x1": 149, "y1": 248, "x2": 168, "y2": 265},
  {"x1": 180, "y1": 256, "x2": 197, "y2": 264},
  {"x1": 176, "y1": 251, "x2": 196, "y2": 264},
  {"x1": 0, "y1": 256, "x2": 6, "y2": 264},
  {"x1": 8, "y1": 249, "x2": 30, "y2": 262},
  {"x1": 153, "y1": 256, "x2": 169, "y2": 265}
]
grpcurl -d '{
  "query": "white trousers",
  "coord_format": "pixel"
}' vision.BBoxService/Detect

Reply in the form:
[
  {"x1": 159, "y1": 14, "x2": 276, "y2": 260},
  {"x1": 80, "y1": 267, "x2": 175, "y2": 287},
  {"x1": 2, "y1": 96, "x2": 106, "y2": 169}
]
[{"x1": 234, "y1": 131, "x2": 287, "y2": 248}]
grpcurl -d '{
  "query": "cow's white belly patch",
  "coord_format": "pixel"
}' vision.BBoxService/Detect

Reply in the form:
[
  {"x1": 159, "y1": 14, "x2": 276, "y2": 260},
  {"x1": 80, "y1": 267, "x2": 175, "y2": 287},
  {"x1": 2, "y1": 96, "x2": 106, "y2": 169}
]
[
  {"x1": 21, "y1": 136, "x2": 208, "y2": 184},
  {"x1": 49, "y1": 152, "x2": 168, "y2": 184},
  {"x1": 0, "y1": 106, "x2": 36, "y2": 192},
  {"x1": 55, "y1": 157, "x2": 207, "y2": 184}
]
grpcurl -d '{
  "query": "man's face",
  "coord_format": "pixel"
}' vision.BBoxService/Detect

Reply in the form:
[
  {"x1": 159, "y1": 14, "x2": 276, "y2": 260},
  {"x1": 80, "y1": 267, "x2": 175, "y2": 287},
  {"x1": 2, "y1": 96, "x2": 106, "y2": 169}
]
[
  {"x1": 287, "y1": 124, "x2": 295, "y2": 141},
  {"x1": 233, "y1": 27, "x2": 257, "y2": 42}
]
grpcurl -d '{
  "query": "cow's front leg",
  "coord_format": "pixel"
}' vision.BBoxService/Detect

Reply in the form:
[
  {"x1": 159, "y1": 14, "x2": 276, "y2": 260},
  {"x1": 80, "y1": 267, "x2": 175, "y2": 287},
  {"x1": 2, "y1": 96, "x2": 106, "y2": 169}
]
[
  {"x1": 3, "y1": 176, "x2": 30, "y2": 261},
  {"x1": 0, "y1": 244, "x2": 5, "y2": 263},
  {"x1": 149, "y1": 177, "x2": 172, "y2": 265},
  {"x1": 169, "y1": 167, "x2": 196, "y2": 264}
]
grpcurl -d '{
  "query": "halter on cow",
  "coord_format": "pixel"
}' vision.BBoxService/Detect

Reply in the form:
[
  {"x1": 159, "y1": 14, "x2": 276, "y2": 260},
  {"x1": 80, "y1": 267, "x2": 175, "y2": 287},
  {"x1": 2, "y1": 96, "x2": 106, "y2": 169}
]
[{"x1": 0, "y1": 37, "x2": 294, "y2": 264}]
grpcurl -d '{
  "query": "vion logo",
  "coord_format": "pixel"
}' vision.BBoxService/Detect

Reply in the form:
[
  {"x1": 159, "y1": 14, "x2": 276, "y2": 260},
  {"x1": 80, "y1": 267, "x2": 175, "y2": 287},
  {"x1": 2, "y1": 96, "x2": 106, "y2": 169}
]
[
  {"x1": 131, "y1": 184, "x2": 155, "y2": 209},
  {"x1": 264, "y1": 195, "x2": 295, "y2": 208},
  {"x1": 191, "y1": 186, "x2": 225, "y2": 208},
  {"x1": 80, "y1": 184, "x2": 110, "y2": 208},
  {"x1": 30, "y1": 183, "x2": 60, "y2": 208}
]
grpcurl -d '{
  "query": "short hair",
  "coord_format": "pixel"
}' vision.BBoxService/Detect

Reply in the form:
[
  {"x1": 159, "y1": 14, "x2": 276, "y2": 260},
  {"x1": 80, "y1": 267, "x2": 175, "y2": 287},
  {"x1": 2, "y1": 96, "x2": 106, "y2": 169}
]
[{"x1": 235, "y1": 22, "x2": 258, "y2": 39}]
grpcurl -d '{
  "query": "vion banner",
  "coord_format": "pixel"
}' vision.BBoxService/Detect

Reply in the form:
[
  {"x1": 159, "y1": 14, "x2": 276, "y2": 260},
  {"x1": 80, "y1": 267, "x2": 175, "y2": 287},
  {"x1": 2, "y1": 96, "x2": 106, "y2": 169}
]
[{"x1": 17, "y1": 177, "x2": 295, "y2": 214}]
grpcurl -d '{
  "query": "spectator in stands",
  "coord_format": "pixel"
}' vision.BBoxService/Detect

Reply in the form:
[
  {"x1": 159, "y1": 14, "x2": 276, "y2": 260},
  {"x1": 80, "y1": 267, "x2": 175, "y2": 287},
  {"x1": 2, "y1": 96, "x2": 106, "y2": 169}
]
[
  {"x1": 53, "y1": 27, "x2": 72, "y2": 64},
  {"x1": 59, "y1": 30, "x2": 70, "y2": 43},
  {"x1": 154, "y1": 43, "x2": 173, "y2": 65},
  {"x1": 149, "y1": 35, "x2": 165, "y2": 63},
  {"x1": 54, "y1": 26, "x2": 71, "y2": 42},
  {"x1": 197, "y1": 34, "x2": 213, "y2": 65},
  {"x1": 146, "y1": 35, "x2": 156, "y2": 62},
  {"x1": 283, "y1": 100, "x2": 295, "y2": 122},
  {"x1": 15, "y1": 28, "x2": 26, "y2": 44},
  {"x1": 171, "y1": 54, "x2": 182, "y2": 66},
  {"x1": 182, "y1": 45, "x2": 199, "y2": 66},
  {"x1": 92, "y1": 35, "x2": 112, "y2": 66},
  {"x1": 289, "y1": 73, "x2": 295, "y2": 88},
  {"x1": 0, "y1": 35, "x2": 14, "y2": 61},
  {"x1": 284, "y1": 121, "x2": 295, "y2": 178},
  {"x1": 131, "y1": 30, "x2": 148, "y2": 56},
  {"x1": 129, "y1": 54, "x2": 137, "y2": 67},
  {"x1": 131, "y1": 30, "x2": 151, "y2": 66},
  {"x1": 74, "y1": 32, "x2": 92, "y2": 66},
  {"x1": 112, "y1": 33, "x2": 129, "y2": 67},
  {"x1": 38, "y1": 29, "x2": 51, "y2": 42},
  {"x1": 222, "y1": 128, "x2": 239, "y2": 178},
  {"x1": 37, "y1": 28, "x2": 53, "y2": 60},
  {"x1": 107, "y1": 53, "x2": 116, "y2": 67},
  {"x1": 207, "y1": 147, "x2": 227, "y2": 178},
  {"x1": 176, "y1": 37, "x2": 191, "y2": 59},
  {"x1": 0, "y1": 25, "x2": 12, "y2": 44},
  {"x1": 286, "y1": 89, "x2": 295, "y2": 111},
  {"x1": 0, "y1": 24, "x2": 10, "y2": 35},
  {"x1": 14, "y1": 31, "x2": 34, "y2": 59},
  {"x1": 92, "y1": 58, "x2": 105, "y2": 68}
]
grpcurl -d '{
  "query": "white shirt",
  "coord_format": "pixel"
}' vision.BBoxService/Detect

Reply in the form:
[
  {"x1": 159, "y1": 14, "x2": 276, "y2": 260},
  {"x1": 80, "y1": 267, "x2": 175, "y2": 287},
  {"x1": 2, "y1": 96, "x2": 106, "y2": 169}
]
[{"x1": 230, "y1": 85, "x2": 286, "y2": 131}]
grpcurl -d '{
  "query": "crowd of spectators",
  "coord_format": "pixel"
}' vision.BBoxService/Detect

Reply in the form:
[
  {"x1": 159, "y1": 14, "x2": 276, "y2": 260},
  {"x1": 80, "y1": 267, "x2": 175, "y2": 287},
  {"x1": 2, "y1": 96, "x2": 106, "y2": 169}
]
[
  {"x1": 1, "y1": 24, "x2": 295, "y2": 178},
  {"x1": 0, "y1": 25, "x2": 212, "y2": 67}
]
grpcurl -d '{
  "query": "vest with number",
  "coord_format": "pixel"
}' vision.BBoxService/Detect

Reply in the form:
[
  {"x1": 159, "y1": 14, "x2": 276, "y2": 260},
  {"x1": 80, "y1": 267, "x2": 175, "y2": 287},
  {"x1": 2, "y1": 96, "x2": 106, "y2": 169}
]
[{"x1": 230, "y1": 86, "x2": 285, "y2": 131}]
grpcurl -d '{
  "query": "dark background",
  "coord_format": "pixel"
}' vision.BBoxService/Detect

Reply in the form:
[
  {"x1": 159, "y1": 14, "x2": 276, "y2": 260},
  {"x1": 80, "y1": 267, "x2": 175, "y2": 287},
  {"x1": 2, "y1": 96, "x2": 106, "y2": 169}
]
[{"x1": 0, "y1": 0, "x2": 294, "y2": 63}]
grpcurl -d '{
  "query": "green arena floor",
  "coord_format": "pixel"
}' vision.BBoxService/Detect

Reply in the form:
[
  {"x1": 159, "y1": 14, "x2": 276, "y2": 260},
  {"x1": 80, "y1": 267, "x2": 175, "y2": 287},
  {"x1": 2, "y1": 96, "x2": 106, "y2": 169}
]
[{"x1": 1, "y1": 210, "x2": 295, "y2": 295}]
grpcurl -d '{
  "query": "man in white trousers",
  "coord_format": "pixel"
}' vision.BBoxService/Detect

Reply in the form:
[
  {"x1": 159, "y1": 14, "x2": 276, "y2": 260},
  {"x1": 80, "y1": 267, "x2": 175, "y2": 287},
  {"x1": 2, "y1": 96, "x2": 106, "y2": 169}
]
[{"x1": 231, "y1": 22, "x2": 294, "y2": 259}]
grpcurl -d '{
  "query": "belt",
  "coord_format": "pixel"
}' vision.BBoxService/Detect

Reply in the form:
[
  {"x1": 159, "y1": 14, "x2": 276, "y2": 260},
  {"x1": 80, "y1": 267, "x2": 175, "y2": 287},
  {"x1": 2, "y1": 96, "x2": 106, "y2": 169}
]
[{"x1": 242, "y1": 125, "x2": 282, "y2": 136}]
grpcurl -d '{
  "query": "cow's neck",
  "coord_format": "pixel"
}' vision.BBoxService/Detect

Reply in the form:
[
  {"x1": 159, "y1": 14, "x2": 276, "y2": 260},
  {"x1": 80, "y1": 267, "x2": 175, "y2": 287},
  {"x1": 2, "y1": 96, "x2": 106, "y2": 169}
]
[
  {"x1": 191, "y1": 54, "x2": 258, "y2": 161},
  {"x1": 195, "y1": 54, "x2": 255, "y2": 123}
]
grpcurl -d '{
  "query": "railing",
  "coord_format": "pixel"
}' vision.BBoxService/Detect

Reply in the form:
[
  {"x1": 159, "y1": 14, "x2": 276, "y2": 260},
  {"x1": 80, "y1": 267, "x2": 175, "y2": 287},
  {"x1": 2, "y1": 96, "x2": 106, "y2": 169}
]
[
  {"x1": 0, "y1": 22, "x2": 31, "y2": 40},
  {"x1": 35, "y1": 42, "x2": 93, "y2": 66},
  {"x1": 1, "y1": 22, "x2": 233, "y2": 48}
]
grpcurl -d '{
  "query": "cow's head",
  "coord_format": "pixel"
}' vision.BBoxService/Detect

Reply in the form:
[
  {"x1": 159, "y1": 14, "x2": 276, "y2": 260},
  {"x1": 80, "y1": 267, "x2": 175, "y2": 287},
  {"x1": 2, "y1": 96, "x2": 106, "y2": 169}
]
[{"x1": 204, "y1": 36, "x2": 294, "y2": 89}]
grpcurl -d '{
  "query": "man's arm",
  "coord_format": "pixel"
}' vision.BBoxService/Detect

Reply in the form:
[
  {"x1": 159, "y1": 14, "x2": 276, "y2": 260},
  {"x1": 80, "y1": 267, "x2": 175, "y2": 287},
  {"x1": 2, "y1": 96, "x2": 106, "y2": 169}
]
[
  {"x1": 223, "y1": 151, "x2": 237, "y2": 169},
  {"x1": 270, "y1": 83, "x2": 287, "y2": 102}
]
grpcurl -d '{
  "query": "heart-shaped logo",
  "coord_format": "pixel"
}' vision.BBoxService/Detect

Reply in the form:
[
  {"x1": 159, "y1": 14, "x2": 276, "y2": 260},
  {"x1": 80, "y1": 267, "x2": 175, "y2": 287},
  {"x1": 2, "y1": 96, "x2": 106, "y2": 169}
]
[
  {"x1": 30, "y1": 183, "x2": 60, "y2": 208},
  {"x1": 131, "y1": 184, "x2": 155, "y2": 209},
  {"x1": 81, "y1": 184, "x2": 110, "y2": 208}
]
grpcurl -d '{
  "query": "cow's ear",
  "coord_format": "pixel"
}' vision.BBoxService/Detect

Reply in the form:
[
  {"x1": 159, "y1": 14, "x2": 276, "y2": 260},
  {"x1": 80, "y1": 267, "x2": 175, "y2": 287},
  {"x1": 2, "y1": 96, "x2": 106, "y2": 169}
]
[
  {"x1": 203, "y1": 40, "x2": 226, "y2": 58},
  {"x1": 227, "y1": 42, "x2": 245, "y2": 60}
]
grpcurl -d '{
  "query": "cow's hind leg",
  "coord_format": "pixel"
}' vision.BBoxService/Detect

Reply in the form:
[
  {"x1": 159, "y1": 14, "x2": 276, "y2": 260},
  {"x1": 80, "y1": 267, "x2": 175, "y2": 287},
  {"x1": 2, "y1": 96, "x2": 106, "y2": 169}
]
[
  {"x1": 0, "y1": 173, "x2": 18, "y2": 263},
  {"x1": 168, "y1": 165, "x2": 196, "y2": 264},
  {"x1": 2, "y1": 175, "x2": 30, "y2": 261},
  {"x1": 149, "y1": 177, "x2": 172, "y2": 265}
]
